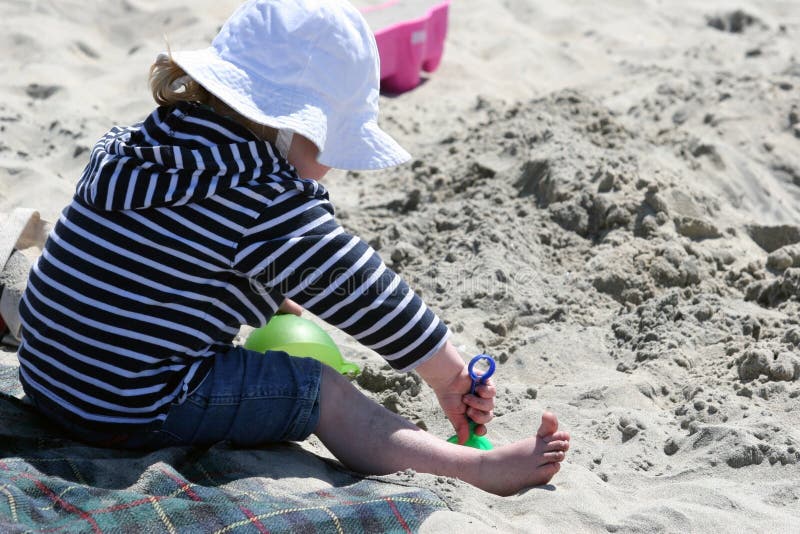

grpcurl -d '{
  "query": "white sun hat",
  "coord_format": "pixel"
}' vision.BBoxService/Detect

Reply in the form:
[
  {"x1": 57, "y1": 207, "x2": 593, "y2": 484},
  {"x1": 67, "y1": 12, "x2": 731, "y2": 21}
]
[{"x1": 170, "y1": 0, "x2": 411, "y2": 171}]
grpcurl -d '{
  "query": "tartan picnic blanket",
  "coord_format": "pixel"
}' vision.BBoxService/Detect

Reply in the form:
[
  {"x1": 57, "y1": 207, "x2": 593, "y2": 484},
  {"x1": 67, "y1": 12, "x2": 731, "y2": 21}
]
[{"x1": 0, "y1": 355, "x2": 450, "y2": 533}]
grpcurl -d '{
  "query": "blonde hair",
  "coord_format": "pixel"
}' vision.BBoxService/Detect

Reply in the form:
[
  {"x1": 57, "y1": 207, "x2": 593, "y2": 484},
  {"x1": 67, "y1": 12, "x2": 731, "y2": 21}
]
[
  {"x1": 148, "y1": 49, "x2": 279, "y2": 143},
  {"x1": 149, "y1": 52, "x2": 211, "y2": 106}
]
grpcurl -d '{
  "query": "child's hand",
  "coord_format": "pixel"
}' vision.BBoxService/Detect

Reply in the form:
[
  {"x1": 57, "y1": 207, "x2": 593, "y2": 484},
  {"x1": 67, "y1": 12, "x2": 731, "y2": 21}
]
[
  {"x1": 433, "y1": 375, "x2": 496, "y2": 445},
  {"x1": 277, "y1": 298, "x2": 303, "y2": 316},
  {"x1": 416, "y1": 341, "x2": 496, "y2": 444}
]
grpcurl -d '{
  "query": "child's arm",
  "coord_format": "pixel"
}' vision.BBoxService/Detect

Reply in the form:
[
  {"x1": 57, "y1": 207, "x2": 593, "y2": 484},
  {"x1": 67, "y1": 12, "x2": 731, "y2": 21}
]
[
  {"x1": 237, "y1": 199, "x2": 447, "y2": 370},
  {"x1": 236, "y1": 196, "x2": 494, "y2": 440},
  {"x1": 415, "y1": 339, "x2": 495, "y2": 444}
]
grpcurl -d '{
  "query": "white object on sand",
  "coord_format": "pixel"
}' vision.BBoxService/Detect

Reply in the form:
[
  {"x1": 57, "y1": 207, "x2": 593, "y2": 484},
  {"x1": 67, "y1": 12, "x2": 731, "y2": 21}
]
[{"x1": 0, "y1": 208, "x2": 51, "y2": 343}]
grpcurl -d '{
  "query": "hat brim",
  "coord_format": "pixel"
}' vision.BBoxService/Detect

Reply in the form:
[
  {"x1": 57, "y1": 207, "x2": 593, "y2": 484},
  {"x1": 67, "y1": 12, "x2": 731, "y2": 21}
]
[
  {"x1": 171, "y1": 48, "x2": 411, "y2": 171},
  {"x1": 318, "y1": 119, "x2": 411, "y2": 171}
]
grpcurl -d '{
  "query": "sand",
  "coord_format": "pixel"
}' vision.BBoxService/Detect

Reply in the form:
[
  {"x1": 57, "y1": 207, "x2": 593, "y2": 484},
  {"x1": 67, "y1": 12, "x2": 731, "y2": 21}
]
[{"x1": 2, "y1": 0, "x2": 799, "y2": 531}]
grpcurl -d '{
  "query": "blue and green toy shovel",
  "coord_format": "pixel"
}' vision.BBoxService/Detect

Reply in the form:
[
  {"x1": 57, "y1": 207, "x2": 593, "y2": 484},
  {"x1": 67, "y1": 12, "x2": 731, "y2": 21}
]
[
  {"x1": 244, "y1": 314, "x2": 360, "y2": 376},
  {"x1": 447, "y1": 354, "x2": 495, "y2": 450}
]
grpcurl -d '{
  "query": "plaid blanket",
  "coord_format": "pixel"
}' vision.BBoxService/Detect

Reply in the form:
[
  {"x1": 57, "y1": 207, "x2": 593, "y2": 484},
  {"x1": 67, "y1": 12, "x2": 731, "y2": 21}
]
[{"x1": 0, "y1": 354, "x2": 450, "y2": 533}]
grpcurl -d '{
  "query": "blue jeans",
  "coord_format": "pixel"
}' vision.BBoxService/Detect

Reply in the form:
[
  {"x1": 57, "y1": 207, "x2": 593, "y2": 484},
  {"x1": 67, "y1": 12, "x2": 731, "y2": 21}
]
[{"x1": 27, "y1": 347, "x2": 323, "y2": 449}]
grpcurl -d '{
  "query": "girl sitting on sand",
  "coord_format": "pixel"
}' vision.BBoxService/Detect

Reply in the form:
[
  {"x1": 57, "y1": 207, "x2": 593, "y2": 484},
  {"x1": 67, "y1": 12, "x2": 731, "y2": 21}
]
[{"x1": 16, "y1": 0, "x2": 569, "y2": 496}]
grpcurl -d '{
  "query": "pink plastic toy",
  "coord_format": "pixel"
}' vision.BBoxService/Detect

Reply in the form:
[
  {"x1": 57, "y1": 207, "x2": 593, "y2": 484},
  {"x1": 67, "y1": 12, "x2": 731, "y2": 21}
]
[{"x1": 361, "y1": 0, "x2": 451, "y2": 93}]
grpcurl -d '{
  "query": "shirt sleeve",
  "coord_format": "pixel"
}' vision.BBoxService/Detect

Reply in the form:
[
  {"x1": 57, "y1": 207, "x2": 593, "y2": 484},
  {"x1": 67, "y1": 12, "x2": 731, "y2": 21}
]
[{"x1": 233, "y1": 194, "x2": 449, "y2": 371}]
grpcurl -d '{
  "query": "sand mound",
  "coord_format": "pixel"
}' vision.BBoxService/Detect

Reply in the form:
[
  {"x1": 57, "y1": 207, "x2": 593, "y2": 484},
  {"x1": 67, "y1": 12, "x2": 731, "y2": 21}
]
[{"x1": 329, "y1": 4, "x2": 800, "y2": 524}]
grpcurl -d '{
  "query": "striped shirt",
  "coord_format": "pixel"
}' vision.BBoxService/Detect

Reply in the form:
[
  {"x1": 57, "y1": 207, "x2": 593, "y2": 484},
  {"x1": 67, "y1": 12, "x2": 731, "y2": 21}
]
[{"x1": 17, "y1": 102, "x2": 449, "y2": 430}]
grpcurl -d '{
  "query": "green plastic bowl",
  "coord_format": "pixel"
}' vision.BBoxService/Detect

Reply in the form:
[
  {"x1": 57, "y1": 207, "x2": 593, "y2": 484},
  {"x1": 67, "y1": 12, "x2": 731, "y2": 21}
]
[{"x1": 244, "y1": 314, "x2": 360, "y2": 376}]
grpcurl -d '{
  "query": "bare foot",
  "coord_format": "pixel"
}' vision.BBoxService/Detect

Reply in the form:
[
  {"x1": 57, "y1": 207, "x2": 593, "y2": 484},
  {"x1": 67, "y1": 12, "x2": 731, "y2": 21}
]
[{"x1": 473, "y1": 412, "x2": 570, "y2": 496}]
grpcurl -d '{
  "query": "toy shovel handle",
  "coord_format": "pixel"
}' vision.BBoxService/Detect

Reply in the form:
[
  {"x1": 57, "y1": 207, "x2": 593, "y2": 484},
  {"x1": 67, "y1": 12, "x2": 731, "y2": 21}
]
[
  {"x1": 468, "y1": 354, "x2": 496, "y2": 395},
  {"x1": 447, "y1": 354, "x2": 496, "y2": 450}
]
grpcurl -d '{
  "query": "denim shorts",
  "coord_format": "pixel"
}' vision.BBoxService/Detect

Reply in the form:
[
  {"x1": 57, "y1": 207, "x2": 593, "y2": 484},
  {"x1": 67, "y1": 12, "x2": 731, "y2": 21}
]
[{"x1": 27, "y1": 347, "x2": 323, "y2": 450}]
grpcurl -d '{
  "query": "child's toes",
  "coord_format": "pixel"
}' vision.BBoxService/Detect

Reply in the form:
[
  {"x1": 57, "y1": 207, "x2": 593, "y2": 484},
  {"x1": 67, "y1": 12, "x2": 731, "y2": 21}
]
[
  {"x1": 541, "y1": 450, "x2": 565, "y2": 463},
  {"x1": 545, "y1": 439, "x2": 569, "y2": 452},
  {"x1": 536, "y1": 412, "x2": 559, "y2": 438},
  {"x1": 544, "y1": 430, "x2": 570, "y2": 444}
]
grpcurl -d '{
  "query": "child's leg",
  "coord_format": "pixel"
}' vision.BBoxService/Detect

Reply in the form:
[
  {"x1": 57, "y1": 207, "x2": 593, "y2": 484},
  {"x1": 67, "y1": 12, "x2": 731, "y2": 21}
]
[{"x1": 313, "y1": 366, "x2": 570, "y2": 496}]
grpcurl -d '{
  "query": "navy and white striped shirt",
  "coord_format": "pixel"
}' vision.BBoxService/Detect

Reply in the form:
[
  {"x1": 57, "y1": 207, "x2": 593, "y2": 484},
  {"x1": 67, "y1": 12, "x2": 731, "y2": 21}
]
[{"x1": 17, "y1": 102, "x2": 449, "y2": 430}]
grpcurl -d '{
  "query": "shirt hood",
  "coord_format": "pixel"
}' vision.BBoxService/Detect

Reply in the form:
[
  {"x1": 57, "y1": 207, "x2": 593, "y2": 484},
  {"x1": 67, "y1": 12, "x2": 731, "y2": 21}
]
[{"x1": 75, "y1": 102, "x2": 323, "y2": 211}]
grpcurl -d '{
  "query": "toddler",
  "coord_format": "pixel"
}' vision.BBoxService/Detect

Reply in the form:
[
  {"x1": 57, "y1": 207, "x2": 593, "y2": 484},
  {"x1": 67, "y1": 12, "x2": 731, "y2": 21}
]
[{"x1": 17, "y1": 0, "x2": 569, "y2": 496}]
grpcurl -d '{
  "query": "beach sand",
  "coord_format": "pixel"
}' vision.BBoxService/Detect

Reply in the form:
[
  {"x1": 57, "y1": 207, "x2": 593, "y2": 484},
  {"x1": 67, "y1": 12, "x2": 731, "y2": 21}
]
[{"x1": 2, "y1": 1, "x2": 799, "y2": 531}]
